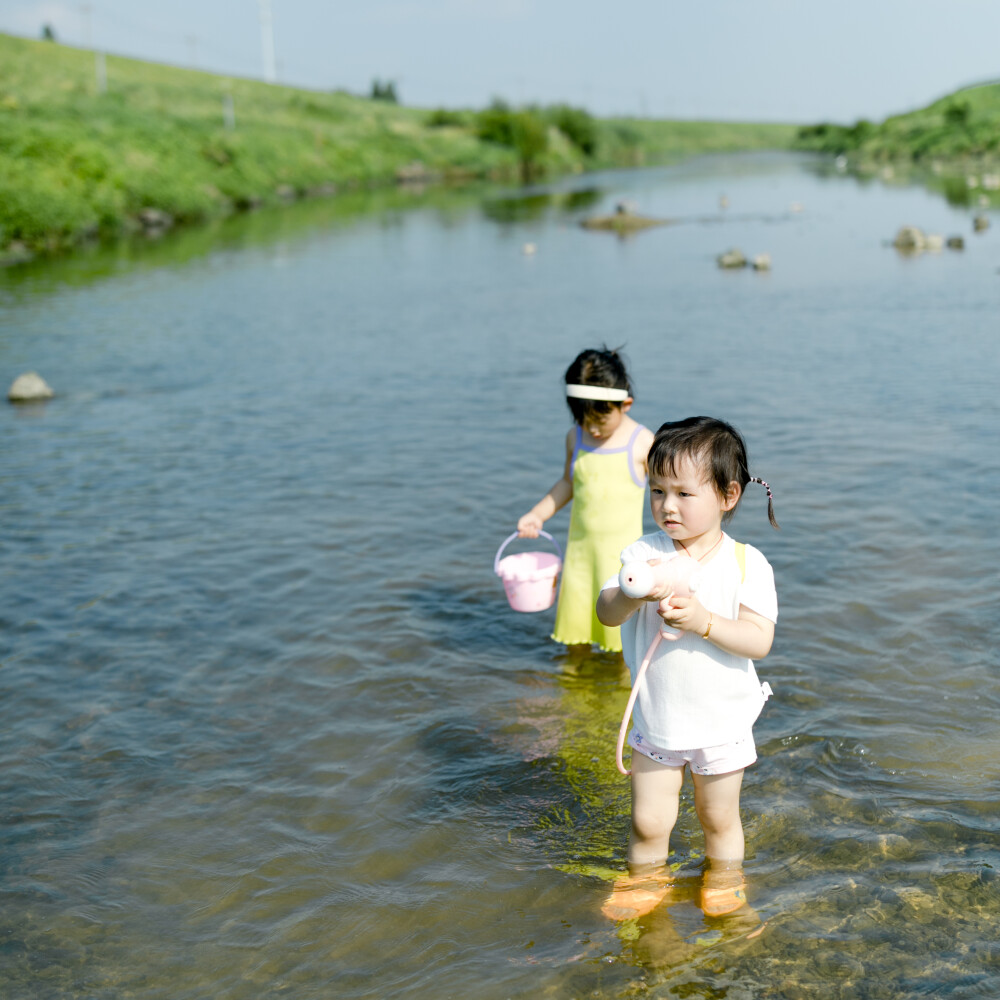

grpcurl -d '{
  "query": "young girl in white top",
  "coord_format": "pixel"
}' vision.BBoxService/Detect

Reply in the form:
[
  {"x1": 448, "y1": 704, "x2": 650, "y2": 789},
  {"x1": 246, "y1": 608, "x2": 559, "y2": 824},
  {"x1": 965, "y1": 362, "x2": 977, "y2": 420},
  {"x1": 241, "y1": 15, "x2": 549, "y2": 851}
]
[{"x1": 596, "y1": 416, "x2": 779, "y2": 921}]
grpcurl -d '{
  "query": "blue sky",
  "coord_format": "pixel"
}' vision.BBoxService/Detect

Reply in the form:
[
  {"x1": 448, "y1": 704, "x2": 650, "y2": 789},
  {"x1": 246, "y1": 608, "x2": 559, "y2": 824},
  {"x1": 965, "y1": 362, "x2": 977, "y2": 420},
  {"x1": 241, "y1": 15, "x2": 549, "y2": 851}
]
[{"x1": 3, "y1": 0, "x2": 999, "y2": 122}]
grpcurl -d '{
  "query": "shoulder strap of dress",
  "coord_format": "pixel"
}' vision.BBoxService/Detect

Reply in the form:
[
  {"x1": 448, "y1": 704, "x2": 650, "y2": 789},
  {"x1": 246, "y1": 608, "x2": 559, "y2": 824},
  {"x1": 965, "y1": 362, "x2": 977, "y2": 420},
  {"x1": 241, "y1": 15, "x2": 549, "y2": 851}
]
[
  {"x1": 569, "y1": 424, "x2": 583, "y2": 479},
  {"x1": 626, "y1": 424, "x2": 647, "y2": 487},
  {"x1": 735, "y1": 541, "x2": 746, "y2": 583}
]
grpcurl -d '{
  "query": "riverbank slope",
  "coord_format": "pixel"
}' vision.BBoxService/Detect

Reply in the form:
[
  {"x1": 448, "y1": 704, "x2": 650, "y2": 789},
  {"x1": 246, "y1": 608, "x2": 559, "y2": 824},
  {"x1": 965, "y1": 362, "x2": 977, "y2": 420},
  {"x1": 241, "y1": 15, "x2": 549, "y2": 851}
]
[
  {"x1": 0, "y1": 32, "x2": 796, "y2": 261},
  {"x1": 794, "y1": 79, "x2": 1000, "y2": 205}
]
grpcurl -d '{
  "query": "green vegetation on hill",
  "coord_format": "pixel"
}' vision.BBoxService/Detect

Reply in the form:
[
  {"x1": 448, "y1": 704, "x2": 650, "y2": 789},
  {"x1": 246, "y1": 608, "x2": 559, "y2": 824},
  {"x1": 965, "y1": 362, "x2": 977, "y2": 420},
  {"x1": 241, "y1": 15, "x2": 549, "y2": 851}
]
[
  {"x1": 795, "y1": 80, "x2": 1000, "y2": 166},
  {"x1": 0, "y1": 32, "x2": 796, "y2": 260},
  {"x1": 794, "y1": 81, "x2": 1000, "y2": 209}
]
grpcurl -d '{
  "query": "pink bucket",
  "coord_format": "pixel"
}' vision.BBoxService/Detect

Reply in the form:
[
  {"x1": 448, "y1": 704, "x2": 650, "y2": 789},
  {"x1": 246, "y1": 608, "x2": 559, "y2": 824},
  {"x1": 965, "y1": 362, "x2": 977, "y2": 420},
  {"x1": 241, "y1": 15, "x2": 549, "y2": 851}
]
[{"x1": 494, "y1": 530, "x2": 563, "y2": 613}]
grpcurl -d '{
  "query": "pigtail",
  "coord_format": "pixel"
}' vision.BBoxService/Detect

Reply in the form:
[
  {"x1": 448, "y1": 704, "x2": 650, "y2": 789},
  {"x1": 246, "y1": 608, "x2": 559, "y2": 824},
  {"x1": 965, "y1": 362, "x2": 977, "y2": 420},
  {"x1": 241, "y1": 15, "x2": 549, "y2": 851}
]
[{"x1": 750, "y1": 477, "x2": 780, "y2": 529}]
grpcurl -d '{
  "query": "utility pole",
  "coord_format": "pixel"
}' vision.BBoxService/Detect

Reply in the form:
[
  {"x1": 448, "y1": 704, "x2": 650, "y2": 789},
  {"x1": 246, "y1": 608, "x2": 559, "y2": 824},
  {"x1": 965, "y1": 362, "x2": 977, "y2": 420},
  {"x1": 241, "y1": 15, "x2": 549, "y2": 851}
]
[{"x1": 258, "y1": 0, "x2": 276, "y2": 83}]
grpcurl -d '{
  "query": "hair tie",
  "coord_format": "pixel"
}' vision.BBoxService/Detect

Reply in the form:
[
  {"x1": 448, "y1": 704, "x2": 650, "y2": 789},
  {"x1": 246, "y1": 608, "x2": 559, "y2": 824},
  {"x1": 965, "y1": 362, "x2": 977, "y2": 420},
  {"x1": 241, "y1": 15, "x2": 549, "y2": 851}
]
[
  {"x1": 751, "y1": 476, "x2": 780, "y2": 529},
  {"x1": 750, "y1": 476, "x2": 772, "y2": 501}
]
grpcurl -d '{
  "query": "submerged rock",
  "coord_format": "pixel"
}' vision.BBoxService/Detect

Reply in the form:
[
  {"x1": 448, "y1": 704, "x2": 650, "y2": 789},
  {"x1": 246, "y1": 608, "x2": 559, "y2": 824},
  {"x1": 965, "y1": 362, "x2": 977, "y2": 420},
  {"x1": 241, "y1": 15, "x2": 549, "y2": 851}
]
[
  {"x1": 947, "y1": 235, "x2": 965, "y2": 250},
  {"x1": 876, "y1": 833, "x2": 914, "y2": 859},
  {"x1": 8, "y1": 371, "x2": 53, "y2": 403}
]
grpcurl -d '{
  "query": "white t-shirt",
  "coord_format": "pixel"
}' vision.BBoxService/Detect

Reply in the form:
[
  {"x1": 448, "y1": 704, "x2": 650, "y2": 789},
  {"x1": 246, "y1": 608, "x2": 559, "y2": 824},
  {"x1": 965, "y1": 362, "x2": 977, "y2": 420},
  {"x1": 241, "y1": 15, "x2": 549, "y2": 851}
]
[{"x1": 603, "y1": 531, "x2": 777, "y2": 750}]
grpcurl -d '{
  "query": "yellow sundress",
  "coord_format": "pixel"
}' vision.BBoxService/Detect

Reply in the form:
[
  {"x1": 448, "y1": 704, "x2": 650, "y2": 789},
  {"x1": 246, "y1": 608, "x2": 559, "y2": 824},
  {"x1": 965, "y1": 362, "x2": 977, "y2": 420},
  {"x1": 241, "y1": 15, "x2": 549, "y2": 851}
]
[{"x1": 551, "y1": 424, "x2": 648, "y2": 652}]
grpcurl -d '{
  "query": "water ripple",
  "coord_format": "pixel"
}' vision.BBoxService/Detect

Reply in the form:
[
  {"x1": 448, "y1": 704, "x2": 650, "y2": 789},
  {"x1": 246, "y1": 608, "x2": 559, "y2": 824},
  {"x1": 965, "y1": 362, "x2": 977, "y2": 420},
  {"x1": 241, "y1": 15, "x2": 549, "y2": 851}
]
[{"x1": 2, "y1": 153, "x2": 1000, "y2": 998}]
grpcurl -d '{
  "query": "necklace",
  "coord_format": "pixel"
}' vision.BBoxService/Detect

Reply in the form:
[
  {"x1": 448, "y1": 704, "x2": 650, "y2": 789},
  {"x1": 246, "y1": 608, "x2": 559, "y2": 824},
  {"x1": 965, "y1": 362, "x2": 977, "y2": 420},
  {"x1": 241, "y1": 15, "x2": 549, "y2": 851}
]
[{"x1": 677, "y1": 533, "x2": 723, "y2": 563}]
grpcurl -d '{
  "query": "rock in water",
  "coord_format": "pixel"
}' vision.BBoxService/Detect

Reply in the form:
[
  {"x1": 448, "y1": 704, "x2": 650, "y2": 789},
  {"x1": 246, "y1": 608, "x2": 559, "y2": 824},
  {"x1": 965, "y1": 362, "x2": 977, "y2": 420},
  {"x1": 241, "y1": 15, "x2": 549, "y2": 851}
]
[
  {"x1": 893, "y1": 226, "x2": 926, "y2": 252},
  {"x1": 581, "y1": 210, "x2": 666, "y2": 233},
  {"x1": 8, "y1": 371, "x2": 54, "y2": 403},
  {"x1": 717, "y1": 248, "x2": 747, "y2": 269}
]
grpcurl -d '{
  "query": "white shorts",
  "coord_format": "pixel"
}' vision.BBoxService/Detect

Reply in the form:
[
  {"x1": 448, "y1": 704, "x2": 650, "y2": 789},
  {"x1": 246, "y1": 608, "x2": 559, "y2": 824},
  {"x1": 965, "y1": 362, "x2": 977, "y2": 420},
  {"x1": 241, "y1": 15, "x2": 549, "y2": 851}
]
[{"x1": 628, "y1": 729, "x2": 757, "y2": 776}]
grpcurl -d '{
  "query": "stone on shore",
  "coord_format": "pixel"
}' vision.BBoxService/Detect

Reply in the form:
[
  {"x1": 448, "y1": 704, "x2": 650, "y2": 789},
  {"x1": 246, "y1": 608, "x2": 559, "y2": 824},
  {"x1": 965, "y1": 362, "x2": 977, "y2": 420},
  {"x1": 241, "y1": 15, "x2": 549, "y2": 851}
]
[
  {"x1": 8, "y1": 371, "x2": 54, "y2": 403},
  {"x1": 0, "y1": 241, "x2": 33, "y2": 267},
  {"x1": 396, "y1": 161, "x2": 436, "y2": 184},
  {"x1": 137, "y1": 207, "x2": 174, "y2": 232}
]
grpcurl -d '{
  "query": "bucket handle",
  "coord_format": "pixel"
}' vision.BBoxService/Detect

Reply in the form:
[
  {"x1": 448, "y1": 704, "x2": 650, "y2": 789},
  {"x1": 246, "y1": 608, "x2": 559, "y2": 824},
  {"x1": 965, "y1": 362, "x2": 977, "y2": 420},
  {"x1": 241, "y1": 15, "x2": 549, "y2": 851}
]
[{"x1": 494, "y1": 530, "x2": 563, "y2": 575}]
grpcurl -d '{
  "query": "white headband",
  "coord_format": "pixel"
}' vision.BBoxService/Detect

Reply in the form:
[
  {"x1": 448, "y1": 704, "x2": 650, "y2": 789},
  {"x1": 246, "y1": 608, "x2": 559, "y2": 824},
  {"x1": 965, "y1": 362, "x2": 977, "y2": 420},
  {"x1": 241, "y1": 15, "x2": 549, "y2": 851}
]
[{"x1": 565, "y1": 384, "x2": 630, "y2": 402}]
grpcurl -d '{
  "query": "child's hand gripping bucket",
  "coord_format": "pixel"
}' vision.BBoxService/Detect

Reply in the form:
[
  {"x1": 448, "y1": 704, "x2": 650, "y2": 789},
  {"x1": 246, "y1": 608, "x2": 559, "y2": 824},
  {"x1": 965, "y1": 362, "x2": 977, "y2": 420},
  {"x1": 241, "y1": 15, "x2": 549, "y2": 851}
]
[{"x1": 494, "y1": 531, "x2": 563, "y2": 613}]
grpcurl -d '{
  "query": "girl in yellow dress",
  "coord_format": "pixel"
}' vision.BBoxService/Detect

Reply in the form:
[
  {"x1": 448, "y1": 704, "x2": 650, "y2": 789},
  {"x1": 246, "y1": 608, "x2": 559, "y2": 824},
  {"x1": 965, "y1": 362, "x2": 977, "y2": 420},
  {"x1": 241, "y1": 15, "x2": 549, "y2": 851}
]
[{"x1": 517, "y1": 348, "x2": 653, "y2": 652}]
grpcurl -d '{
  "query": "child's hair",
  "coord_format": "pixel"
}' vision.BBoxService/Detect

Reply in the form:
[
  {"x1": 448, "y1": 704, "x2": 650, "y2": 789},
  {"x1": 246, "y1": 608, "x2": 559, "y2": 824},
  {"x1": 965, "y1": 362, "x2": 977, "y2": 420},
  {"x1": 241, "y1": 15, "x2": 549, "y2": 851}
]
[
  {"x1": 563, "y1": 346, "x2": 633, "y2": 424},
  {"x1": 648, "y1": 416, "x2": 779, "y2": 529}
]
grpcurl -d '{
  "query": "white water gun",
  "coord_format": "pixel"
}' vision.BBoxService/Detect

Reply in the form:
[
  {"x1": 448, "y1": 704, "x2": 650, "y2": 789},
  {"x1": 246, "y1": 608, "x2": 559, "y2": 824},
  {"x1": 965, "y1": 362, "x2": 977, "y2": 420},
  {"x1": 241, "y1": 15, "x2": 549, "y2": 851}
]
[{"x1": 615, "y1": 554, "x2": 701, "y2": 775}]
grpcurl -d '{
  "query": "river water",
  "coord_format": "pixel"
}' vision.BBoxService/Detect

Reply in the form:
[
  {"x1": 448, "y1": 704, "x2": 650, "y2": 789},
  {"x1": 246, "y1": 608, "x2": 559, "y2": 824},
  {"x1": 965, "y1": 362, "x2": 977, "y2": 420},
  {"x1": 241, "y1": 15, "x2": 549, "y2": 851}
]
[{"x1": 2, "y1": 152, "x2": 999, "y2": 998}]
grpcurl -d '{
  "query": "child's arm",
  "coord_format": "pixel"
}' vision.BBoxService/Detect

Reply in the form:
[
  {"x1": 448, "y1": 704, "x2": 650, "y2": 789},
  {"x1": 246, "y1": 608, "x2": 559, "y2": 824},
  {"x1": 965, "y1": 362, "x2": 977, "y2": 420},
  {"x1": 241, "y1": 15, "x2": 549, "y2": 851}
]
[
  {"x1": 596, "y1": 585, "x2": 644, "y2": 627},
  {"x1": 658, "y1": 596, "x2": 774, "y2": 660},
  {"x1": 597, "y1": 560, "x2": 673, "y2": 627},
  {"x1": 517, "y1": 429, "x2": 574, "y2": 538}
]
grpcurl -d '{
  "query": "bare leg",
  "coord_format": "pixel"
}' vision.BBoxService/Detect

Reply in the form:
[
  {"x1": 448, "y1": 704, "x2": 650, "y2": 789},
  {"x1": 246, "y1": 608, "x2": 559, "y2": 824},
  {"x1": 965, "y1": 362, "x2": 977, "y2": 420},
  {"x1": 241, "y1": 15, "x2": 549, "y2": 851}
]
[
  {"x1": 602, "y1": 754, "x2": 684, "y2": 921},
  {"x1": 691, "y1": 769, "x2": 745, "y2": 862},
  {"x1": 628, "y1": 752, "x2": 685, "y2": 866},
  {"x1": 692, "y1": 769, "x2": 748, "y2": 916}
]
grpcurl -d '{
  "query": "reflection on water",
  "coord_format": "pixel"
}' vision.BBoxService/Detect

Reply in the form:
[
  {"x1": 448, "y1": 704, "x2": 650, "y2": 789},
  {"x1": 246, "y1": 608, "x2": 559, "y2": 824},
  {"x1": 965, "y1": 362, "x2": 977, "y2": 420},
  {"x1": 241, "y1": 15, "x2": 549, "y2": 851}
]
[
  {"x1": 2, "y1": 152, "x2": 999, "y2": 998},
  {"x1": 0, "y1": 181, "x2": 495, "y2": 297},
  {"x1": 482, "y1": 185, "x2": 605, "y2": 224}
]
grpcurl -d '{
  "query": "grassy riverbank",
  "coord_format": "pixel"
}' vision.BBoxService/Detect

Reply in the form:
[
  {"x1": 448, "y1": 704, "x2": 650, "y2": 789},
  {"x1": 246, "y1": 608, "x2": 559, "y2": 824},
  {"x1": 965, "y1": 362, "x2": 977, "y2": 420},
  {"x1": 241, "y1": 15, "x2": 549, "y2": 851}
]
[
  {"x1": 795, "y1": 79, "x2": 1000, "y2": 204},
  {"x1": 0, "y1": 32, "x2": 796, "y2": 260}
]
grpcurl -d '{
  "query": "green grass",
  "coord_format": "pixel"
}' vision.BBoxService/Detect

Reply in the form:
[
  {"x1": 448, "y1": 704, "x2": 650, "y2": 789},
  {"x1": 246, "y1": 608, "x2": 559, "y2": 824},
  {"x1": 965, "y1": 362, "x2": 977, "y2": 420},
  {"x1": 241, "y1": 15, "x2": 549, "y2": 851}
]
[
  {"x1": 0, "y1": 31, "x2": 797, "y2": 258},
  {"x1": 793, "y1": 81, "x2": 1000, "y2": 210},
  {"x1": 795, "y1": 79, "x2": 1000, "y2": 167},
  {"x1": 602, "y1": 117, "x2": 799, "y2": 166}
]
